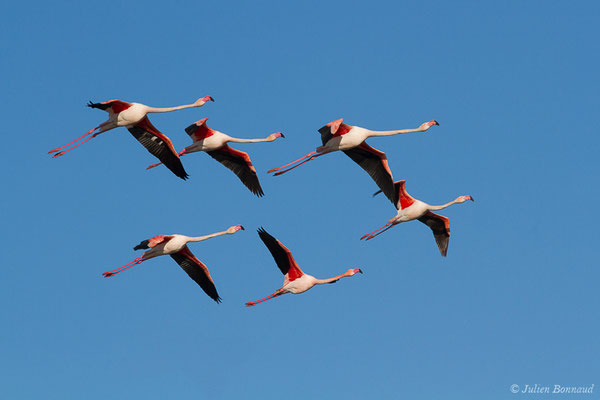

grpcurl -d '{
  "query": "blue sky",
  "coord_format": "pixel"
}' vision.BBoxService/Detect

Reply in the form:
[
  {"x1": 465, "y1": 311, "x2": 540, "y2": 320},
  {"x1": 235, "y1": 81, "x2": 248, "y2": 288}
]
[{"x1": 1, "y1": 0, "x2": 599, "y2": 399}]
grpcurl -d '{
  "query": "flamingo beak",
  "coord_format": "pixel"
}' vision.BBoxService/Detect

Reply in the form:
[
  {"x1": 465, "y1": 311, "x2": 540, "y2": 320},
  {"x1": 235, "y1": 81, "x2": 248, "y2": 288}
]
[
  {"x1": 469, "y1": 196, "x2": 474, "y2": 202},
  {"x1": 208, "y1": 96, "x2": 215, "y2": 102},
  {"x1": 196, "y1": 118, "x2": 209, "y2": 125},
  {"x1": 238, "y1": 225, "x2": 245, "y2": 230}
]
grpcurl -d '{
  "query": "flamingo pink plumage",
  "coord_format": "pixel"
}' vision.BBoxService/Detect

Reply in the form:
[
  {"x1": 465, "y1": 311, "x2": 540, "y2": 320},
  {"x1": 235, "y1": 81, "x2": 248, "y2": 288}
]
[
  {"x1": 268, "y1": 119, "x2": 439, "y2": 202},
  {"x1": 146, "y1": 118, "x2": 284, "y2": 196},
  {"x1": 102, "y1": 225, "x2": 243, "y2": 303},
  {"x1": 361, "y1": 180, "x2": 473, "y2": 256},
  {"x1": 48, "y1": 96, "x2": 214, "y2": 180},
  {"x1": 245, "y1": 228, "x2": 362, "y2": 307}
]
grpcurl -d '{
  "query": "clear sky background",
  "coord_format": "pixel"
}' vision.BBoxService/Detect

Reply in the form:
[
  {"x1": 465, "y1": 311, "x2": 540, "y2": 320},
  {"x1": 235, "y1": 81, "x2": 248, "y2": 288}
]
[{"x1": 1, "y1": 1, "x2": 599, "y2": 399}]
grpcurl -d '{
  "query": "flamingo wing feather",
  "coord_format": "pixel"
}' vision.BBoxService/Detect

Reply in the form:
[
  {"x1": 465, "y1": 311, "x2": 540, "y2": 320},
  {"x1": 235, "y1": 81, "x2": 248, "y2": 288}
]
[
  {"x1": 128, "y1": 117, "x2": 189, "y2": 180},
  {"x1": 185, "y1": 120, "x2": 214, "y2": 142},
  {"x1": 133, "y1": 235, "x2": 173, "y2": 250},
  {"x1": 417, "y1": 211, "x2": 451, "y2": 257},
  {"x1": 170, "y1": 246, "x2": 221, "y2": 303},
  {"x1": 394, "y1": 180, "x2": 417, "y2": 210},
  {"x1": 206, "y1": 145, "x2": 264, "y2": 197},
  {"x1": 257, "y1": 228, "x2": 304, "y2": 281},
  {"x1": 87, "y1": 100, "x2": 132, "y2": 113},
  {"x1": 343, "y1": 142, "x2": 395, "y2": 203}
]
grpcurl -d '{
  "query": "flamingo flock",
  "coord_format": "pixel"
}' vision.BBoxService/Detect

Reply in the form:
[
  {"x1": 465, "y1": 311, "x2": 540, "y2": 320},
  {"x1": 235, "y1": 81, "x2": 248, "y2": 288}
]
[
  {"x1": 49, "y1": 97, "x2": 214, "y2": 179},
  {"x1": 50, "y1": 96, "x2": 474, "y2": 305}
]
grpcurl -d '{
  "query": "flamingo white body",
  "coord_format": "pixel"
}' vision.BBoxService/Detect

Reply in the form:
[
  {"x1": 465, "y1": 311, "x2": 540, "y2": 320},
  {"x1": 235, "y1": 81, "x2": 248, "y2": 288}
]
[
  {"x1": 390, "y1": 199, "x2": 432, "y2": 223},
  {"x1": 279, "y1": 274, "x2": 320, "y2": 294},
  {"x1": 245, "y1": 228, "x2": 362, "y2": 306},
  {"x1": 137, "y1": 234, "x2": 214, "y2": 259},
  {"x1": 268, "y1": 119, "x2": 439, "y2": 202},
  {"x1": 361, "y1": 180, "x2": 474, "y2": 256},
  {"x1": 147, "y1": 118, "x2": 284, "y2": 196},
  {"x1": 102, "y1": 225, "x2": 243, "y2": 303},
  {"x1": 316, "y1": 126, "x2": 382, "y2": 151},
  {"x1": 182, "y1": 126, "x2": 283, "y2": 153},
  {"x1": 48, "y1": 96, "x2": 214, "y2": 179}
]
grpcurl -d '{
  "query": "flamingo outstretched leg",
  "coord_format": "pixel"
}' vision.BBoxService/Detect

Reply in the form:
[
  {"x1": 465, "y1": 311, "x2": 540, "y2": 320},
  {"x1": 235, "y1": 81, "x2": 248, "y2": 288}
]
[
  {"x1": 102, "y1": 256, "x2": 145, "y2": 278},
  {"x1": 362, "y1": 223, "x2": 397, "y2": 241},
  {"x1": 272, "y1": 153, "x2": 326, "y2": 176},
  {"x1": 51, "y1": 124, "x2": 115, "y2": 158},
  {"x1": 48, "y1": 126, "x2": 99, "y2": 154},
  {"x1": 267, "y1": 151, "x2": 317, "y2": 173},
  {"x1": 245, "y1": 290, "x2": 283, "y2": 307},
  {"x1": 360, "y1": 222, "x2": 392, "y2": 240}
]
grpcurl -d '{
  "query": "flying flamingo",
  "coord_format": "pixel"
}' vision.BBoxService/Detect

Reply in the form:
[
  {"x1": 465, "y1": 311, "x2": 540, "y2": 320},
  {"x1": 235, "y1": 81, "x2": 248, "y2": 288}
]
[
  {"x1": 245, "y1": 228, "x2": 362, "y2": 307},
  {"x1": 48, "y1": 96, "x2": 214, "y2": 180},
  {"x1": 102, "y1": 225, "x2": 243, "y2": 303},
  {"x1": 361, "y1": 180, "x2": 474, "y2": 256},
  {"x1": 146, "y1": 118, "x2": 284, "y2": 196},
  {"x1": 267, "y1": 119, "x2": 439, "y2": 202}
]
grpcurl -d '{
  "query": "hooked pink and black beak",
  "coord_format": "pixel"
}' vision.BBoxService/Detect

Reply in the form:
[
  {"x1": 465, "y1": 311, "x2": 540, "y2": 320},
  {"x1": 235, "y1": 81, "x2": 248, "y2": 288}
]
[
  {"x1": 428, "y1": 120, "x2": 440, "y2": 126},
  {"x1": 467, "y1": 195, "x2": 474, "y2": 202},
  {"x1": 202, "y1": 96, "x2": 215, "y2": 102},
  {"x1": 353, "y1": 268, "x2": 363, "y2": 274},
  {"x1": 236, "y1": 225, "x2": 245, "y2": 231}
]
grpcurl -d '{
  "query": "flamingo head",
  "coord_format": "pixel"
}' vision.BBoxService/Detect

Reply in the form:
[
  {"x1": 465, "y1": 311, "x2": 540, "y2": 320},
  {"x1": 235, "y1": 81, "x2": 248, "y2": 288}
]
[
  {"x1": 194, "y1": 96, "x2": 215, "y2": 106},
  {"x1": 268, "y1": 132, "x2": 285, "y2": 141},
  {"x1": 347, "y1": 268, "x2": 363, "y2": 276},
  {"x1": 326, "y1": 118, "x2": 345, "y2": 134},
  {"x1": 227, "y1": 225, "x2": 245, "y2": 234},
  {"x1": 419, "y1": 120, "x2": 440, "y2": 131},
  {"x1": 458, "y1": 195, "x2": 474, "y2": 203}
]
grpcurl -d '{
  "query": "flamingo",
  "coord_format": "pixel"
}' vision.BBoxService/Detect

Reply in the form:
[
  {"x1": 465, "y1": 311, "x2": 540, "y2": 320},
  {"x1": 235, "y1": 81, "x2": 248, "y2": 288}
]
[
  {"x1": 268, "y1": 119, "x2": 439, "y2": 202},
  {"x1": 48, "y1": 96, "x2": 214, "y2": 180},
  {"x1": 146, "y1": 118, "x2": 284, "y2": 196},
  {"x1": 361, "y1": 180, "x2": 474, "y2": 256},
  {"x1": 245, "y1": 228, "x2": 362, "y2": 307},
  {"x1": 102, "y1": 225, "x2": 243, "y2": 303}
]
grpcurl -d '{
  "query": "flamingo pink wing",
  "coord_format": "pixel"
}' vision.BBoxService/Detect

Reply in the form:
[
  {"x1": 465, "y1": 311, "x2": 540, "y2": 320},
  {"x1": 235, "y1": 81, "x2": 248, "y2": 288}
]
[
  {"x1": 343, "y1": 142, "x2": 395, "y2": 203},
  {"x1": 395, "y1": 180, "x2": 416, "y2": 210},
  {"x1": 133, "y1": 235, "x2": 173, "y2": 250},
  {"x1": 318, "y1": 121, "x2": 352, "y2": 145},
  {"x1": 87, "y1": 100, "x2": 132, "y2": 113},
  {"x1": 257, "y1": 228, "x2": 304, "y2": 282},
  {"x1": 184, "y1": 120, "x2": 215, "y2": 142},
  {"x1": 170, "y1": 246, "x2": 221, "y2": 303},
  {"x1": 206, "y1": 145, "x2": 264, "y2": 197},
  {"x1": 128, "y1": 117, "x2": 189, "y2": 180},
  {"x1": 417, "y1": 211, "x2": 451, "y2": 257}
]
